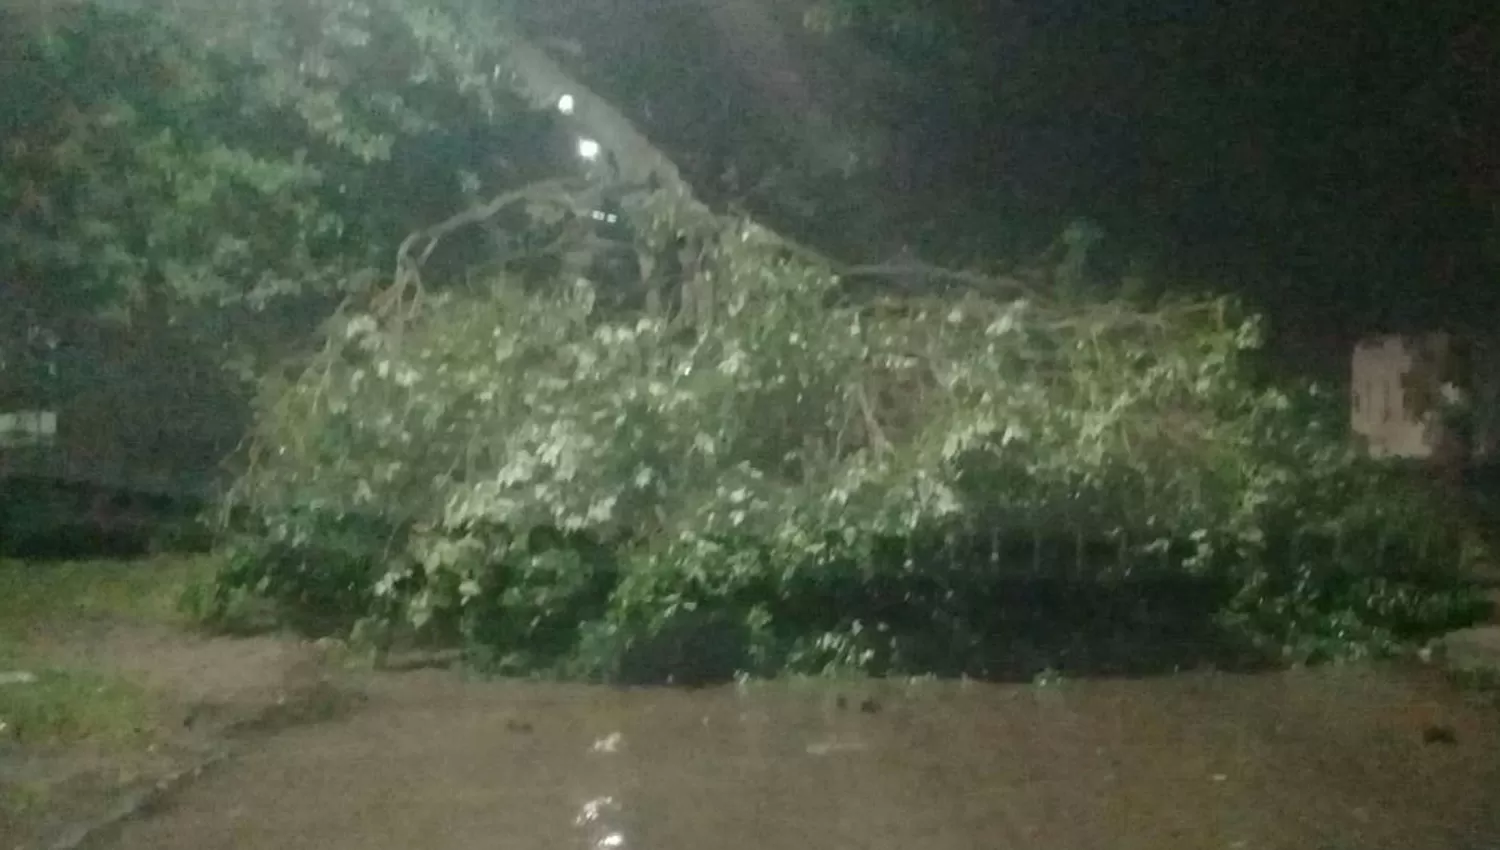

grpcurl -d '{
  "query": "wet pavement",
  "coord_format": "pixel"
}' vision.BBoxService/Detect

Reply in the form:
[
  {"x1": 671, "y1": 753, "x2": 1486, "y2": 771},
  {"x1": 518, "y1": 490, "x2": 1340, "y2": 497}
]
[{"x1": 105, "y1": 664, "x2": 1500, "y2": 850}]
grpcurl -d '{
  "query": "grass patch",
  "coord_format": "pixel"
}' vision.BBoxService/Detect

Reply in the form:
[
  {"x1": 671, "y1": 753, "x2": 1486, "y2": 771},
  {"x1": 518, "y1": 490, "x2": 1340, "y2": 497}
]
[
  {"x1": 0, "y1": 777, "x2": 51, "y2": 820},
  {"x1": 0, "y1": 553, "x2": 219, "y2": 639},
  {"x1": 0, "y1": 554, "x2": 219, "y2": 749},
  {"x1": 0, "y1": 649, "x2": 160, "y2": 749}
]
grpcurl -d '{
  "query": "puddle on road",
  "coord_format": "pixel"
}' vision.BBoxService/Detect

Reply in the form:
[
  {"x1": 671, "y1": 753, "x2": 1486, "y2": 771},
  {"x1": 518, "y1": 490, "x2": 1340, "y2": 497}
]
[{"x1": 106, "y1": 664, "x2": 1500, "y2": 850}]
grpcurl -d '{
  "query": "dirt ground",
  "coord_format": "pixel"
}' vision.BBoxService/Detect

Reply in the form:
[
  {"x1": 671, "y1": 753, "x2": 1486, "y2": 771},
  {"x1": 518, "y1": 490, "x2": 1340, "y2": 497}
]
[
  {"x1": 4, "y1": 612, "x2": 1500, "y2": 850},
  {"x1": 79, "y1": 661, "x2": 1500, "y2": 850},
  {"x1": 1, "y1": 623, "x2": 341, "y2": 850}
]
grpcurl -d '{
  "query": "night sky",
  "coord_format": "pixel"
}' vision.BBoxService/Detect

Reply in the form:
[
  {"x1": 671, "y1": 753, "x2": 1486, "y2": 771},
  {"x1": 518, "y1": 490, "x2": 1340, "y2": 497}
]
[{"x1": 889, "y1": 0, "x2": 1498, "y2": 359}]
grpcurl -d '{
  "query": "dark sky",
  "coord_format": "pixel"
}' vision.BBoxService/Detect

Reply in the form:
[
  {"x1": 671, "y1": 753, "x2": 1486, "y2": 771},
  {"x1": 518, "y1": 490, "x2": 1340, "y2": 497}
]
[{"x1": 895, "y1": 0, "x2": 1499, "y2": 351}]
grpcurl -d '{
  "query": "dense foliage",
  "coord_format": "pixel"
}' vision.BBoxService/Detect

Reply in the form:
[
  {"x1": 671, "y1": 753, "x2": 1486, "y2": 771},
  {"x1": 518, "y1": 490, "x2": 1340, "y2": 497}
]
[
  {"x1": 2, "y1": 0, "x2": 574, "y2": 381},
  {"x1": 216, "y1": 207, "x2": 1488, "y2": 677}
]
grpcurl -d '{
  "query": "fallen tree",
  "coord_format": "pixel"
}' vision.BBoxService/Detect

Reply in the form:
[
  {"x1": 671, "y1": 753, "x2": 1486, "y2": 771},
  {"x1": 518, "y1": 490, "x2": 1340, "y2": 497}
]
[{"x1": 12, "y1": 0, "x2": 1486, "y2": 678}]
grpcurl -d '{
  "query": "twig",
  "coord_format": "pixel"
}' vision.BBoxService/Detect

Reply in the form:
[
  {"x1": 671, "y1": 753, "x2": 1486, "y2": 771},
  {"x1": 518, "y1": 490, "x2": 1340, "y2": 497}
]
[
  {"x1": 838, "y1": 261, "x2": 1040, "y2": 296},
  {"x1": 853, "y1": 381, "x2": 890, "y2": 455},
  {"x1": 371, "y1": 179, "x2": 576, "y2": 322}
]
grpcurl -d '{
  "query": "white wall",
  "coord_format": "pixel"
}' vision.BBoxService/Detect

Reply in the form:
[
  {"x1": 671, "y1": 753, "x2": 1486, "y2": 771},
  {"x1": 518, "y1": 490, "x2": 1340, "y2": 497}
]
[
  {"x1": 1350, "y1": 334, "x2": 1445, "y2": 459},
  {"x1": 0, "y1": 410, "x2": 57, "y2": 449}
]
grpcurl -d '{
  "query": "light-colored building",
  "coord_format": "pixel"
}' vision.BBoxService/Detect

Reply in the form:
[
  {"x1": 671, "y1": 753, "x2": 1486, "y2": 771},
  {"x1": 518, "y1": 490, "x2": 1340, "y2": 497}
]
[
  {"x1": 1352, "y1": 333, "x2": 1450, "y2": 459},
  {"x1": 0, "y1": 410, "x2": 56, "y2": 449},
  {"x1": 1351, "y1": 332, "x2": 1500, "y2": 463}
]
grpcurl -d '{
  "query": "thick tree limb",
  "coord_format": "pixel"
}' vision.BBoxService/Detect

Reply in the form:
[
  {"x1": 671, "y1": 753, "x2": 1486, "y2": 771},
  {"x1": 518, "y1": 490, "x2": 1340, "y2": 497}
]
[
  {"x1": 496, "y1": 35, "x2": 700, "y2": 207},
  {"x1": 493, "y1": 24, "x2": 855, "y2": 268}
]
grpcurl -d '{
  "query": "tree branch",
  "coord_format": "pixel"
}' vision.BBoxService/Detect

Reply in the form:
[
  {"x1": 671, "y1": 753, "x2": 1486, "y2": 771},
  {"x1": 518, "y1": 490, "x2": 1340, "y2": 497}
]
[
  {"x1": 497, "y1": 35, "x2": 698, "y2": 205},
  {"x1": 374, "y1": 179, "x2": 578, "y2": 321}
]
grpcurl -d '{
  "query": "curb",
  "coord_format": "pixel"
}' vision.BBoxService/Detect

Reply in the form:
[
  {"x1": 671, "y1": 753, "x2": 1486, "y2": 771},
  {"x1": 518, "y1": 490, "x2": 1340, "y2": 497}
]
[
  {"x1": 45, "y1": 749, "x2": 230, "y2": 850},
  {"x1": 38, "y1": 677, "x2": 359, "y2": 850}
]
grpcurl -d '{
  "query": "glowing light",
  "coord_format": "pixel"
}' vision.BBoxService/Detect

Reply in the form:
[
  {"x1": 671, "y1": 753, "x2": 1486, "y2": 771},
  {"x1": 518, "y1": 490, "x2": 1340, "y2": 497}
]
[
  {"x1": 557, "y1": 93, "x2": 575, "y2": 114},
  {"x1": 577, "y1": 138, "x2": 601, "y2": 161}
]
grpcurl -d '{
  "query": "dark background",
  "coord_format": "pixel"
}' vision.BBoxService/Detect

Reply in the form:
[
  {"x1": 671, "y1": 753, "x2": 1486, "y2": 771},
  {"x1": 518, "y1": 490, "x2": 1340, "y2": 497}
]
[{"x1": 524, "y1": 0, "x2": 1499, "y2": 380}]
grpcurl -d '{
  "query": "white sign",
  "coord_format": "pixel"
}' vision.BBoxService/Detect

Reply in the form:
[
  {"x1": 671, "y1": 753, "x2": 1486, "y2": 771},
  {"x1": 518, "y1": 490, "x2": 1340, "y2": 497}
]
[{"x1": 0, "y1": 410, "x2": 57, "y2": 447}]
